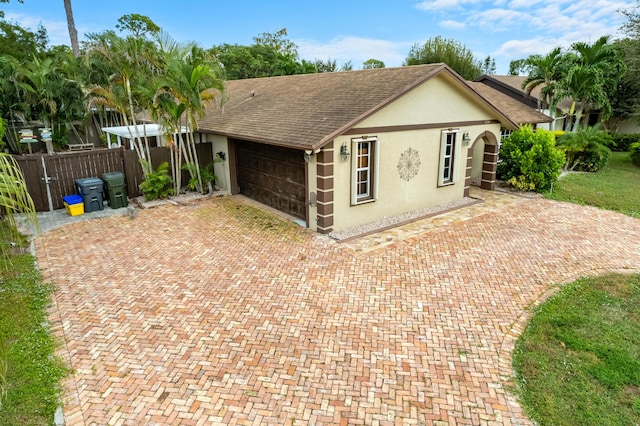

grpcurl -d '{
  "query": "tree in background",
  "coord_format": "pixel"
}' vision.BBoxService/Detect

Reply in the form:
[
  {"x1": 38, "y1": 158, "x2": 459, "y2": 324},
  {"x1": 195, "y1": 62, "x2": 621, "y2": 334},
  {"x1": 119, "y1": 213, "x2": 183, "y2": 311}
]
[
  {"x1": 210, "y1": 29, "x2": 317, "y2": 80},
  {"x1": 253, "y1": 28, "x2": 298, "y2": 59},
  {"x1": 611, "y1": 2, "x2": 640, "y2": 132},
  {"x1": 557, "y1": 36, "x2": 624, "y2": 131},
  {"x1": 480, "y1": 56, "x2": 496, "y2": 74},
  {"x1": 508, "y1": 59, "x2": 528, "y2": 76},
  {"x1": 116, "y1": 13, "x2": 160, "y2": 39},
  {"x1": 363, "y1": 59, "x2": 385, "y2": 69},
  {"x1": 516, "y1": 36, "x2": 625, "y2": 131},
  {"x1": 521, "y1": 47, "x2": 566, "y2": 128},
  {"x1": 0, "y1": 19, "x2": 48, "y2": 61},
  {"x1": 404, "y1": 36, "x2": 483, "y2": 80}
]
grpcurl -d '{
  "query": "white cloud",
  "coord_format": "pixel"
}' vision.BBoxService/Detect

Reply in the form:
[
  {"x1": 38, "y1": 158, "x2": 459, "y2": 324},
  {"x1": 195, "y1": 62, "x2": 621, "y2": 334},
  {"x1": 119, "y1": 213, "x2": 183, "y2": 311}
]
[
  {"x1": 493, "y1": 38, "x2": 556, "y2": 58},
  {"x1": 296, "y1": 36, "x2": 411, "y2": 69},
  {"x1": 439, "y1": 20, "x2": 466, "y2": 30},
  {"x1": 415, "y1": 0, "x2": 463, "y2": 11}
]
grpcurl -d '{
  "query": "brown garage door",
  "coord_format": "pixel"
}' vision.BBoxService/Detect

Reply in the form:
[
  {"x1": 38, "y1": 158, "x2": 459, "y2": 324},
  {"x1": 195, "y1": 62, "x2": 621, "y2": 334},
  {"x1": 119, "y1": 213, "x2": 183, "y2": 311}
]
[{"x1": 236, "y1": 141, "x2": 306, "y2": 220}]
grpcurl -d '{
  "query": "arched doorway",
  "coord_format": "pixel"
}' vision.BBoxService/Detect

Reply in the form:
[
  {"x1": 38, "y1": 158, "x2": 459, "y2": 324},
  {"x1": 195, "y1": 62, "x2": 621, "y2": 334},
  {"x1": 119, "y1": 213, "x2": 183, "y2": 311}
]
[{"x1": 464, "y1": 131, "x2": 499, "y2": 196}]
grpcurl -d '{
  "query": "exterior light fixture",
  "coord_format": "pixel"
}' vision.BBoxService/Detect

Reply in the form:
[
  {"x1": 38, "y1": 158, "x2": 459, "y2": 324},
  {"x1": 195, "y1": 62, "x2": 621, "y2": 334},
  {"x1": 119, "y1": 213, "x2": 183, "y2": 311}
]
[
  {"x1": 304, "y1": 150, "x2": 313, "y2": 163},
  {"x1": 462, "y1": 131, "x2": 471, "y2": 146},
  {"x1": 340, "y1": 144, "x2": 350, "y2": 162}
]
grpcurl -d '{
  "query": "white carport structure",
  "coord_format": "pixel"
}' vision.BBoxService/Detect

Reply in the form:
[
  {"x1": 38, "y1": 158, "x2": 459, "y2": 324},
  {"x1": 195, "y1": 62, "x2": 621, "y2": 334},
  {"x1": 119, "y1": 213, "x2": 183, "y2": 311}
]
[{"x1": 101, "y1": 124, "x2": 188, "y2": 149}]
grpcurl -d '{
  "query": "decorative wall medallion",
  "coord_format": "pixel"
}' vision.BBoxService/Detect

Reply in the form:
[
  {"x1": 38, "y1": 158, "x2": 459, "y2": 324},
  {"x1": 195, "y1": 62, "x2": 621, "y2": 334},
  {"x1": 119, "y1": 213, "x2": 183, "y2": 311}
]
[{"x1": 397, "y1": 147, "x2": 421, "y2": 181}]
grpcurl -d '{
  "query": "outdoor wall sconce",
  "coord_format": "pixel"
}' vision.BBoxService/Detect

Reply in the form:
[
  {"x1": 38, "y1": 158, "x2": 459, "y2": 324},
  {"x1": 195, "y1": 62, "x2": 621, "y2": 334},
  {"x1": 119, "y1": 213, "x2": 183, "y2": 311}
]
[
  {"x1": 216, "y1": 151, "x2": 226, "y2": 161},
  {"x1": 340, "y1": 143, "x2": 350, "y2": 162},
  {"x1": 462, "y1": 131, "x2": 471, "y2": 146},
  {"x1": 304, "y1": 150, "x2": 313, "y2": 163}
]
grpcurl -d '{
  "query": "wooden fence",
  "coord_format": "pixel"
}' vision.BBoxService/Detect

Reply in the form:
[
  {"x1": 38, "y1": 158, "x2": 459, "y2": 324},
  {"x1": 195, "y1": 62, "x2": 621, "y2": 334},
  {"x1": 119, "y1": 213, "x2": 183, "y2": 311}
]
[{"x1": 14, "y1": 143, "x2": 214, "y2": 212}]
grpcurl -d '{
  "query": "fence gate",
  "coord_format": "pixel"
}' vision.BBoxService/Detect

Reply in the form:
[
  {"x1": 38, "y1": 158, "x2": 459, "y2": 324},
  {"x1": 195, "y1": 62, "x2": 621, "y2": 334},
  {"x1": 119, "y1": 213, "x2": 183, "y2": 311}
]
[
  {"x1": 14, "y1": 142, "x2": 214, "y2": 212},
  {"x1": 14, "y1": 149, "x2": 125, "y2": 212}
]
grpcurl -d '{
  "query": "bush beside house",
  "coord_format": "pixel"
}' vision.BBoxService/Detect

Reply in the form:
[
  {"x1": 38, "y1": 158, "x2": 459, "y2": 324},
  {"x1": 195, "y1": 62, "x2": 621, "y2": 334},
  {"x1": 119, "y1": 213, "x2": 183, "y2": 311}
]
[{"x1": 498, "y1": 126, "x2": 565, "y2": 192}]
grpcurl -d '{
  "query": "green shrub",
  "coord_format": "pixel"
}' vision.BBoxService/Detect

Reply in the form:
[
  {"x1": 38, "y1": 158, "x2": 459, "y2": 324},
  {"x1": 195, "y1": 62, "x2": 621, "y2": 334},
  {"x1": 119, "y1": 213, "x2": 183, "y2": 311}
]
[
  {"x1": 557, "y1": 126, "x2": 612, "y2": 172},
  {"x1": 181, "y1": 161, "x2": 218, "y2": 194},
  {"x1": 630, "y1": 142, "x2": 640, "y2": 166},
  {"x1": 139, "y1": 160, "x2": 174, "y2": 200},
  {"x1": 497, "y1": 125, "x2": 565, "y2": 192},
  {"x1": 610, "y1": 134, "x2": 640, "y2": 152}
]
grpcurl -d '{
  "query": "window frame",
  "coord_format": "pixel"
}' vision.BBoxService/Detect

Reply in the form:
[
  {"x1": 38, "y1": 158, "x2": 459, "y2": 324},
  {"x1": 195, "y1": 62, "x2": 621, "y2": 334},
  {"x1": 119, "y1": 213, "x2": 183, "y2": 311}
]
[
  {"x1": 438, "y1": 130, "x2": 459, "y2": 187},
  {"x1": 350, "y1": 136, "x2": 378, "y2": 205}
]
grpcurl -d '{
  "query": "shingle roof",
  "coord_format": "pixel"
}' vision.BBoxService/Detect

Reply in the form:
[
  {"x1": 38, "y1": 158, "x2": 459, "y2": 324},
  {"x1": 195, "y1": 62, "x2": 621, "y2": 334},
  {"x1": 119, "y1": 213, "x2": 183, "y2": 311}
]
[
  {"x1": 477, "y1": 74, "x2": 572, "y2": 112},
  {"x1": 482, "y1": 75, "x2": 542, "y2": 99},
  {"x1": 197, "y1": 64, "x2": 548, "y2": 150},
  {"x1": 467, "y1": 82, "x2": 552, "y2": 127}
]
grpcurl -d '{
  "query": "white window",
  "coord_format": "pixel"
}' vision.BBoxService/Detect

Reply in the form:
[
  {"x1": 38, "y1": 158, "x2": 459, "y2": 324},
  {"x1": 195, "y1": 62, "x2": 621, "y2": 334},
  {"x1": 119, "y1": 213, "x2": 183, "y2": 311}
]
[
  {"x1": 439, "y1": 130, "x2": 458, "y2": 186},
  {"x1": 351, "y1": 137, "x2": 378, "y2": 204}
]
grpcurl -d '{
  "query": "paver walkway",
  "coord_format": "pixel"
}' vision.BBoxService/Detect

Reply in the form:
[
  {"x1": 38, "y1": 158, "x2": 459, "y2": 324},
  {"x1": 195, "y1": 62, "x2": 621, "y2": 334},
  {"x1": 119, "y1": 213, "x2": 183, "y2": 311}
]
[{"x1": 35, "y1": 189, "x2": 640, "y2": 425}]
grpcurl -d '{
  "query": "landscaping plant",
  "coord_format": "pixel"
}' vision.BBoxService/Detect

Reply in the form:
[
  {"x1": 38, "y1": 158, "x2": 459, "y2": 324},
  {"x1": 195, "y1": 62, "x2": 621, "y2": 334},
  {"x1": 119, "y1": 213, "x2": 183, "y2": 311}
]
[
  {"x1": 630, "y1": 142, "x2": 640, "y2": 166},
  {"x1": 556, "y1": 126, "x2": 612, "y2": 172},
  {"x1": 138, "y1": 160, "x2": 174, "y2": 200},
  {"x1": 181, "y1": 160, "x2": 219, "y2": 194},
  {"x1": 497, "y1": 125, "x2": 565, "y2": 192}
]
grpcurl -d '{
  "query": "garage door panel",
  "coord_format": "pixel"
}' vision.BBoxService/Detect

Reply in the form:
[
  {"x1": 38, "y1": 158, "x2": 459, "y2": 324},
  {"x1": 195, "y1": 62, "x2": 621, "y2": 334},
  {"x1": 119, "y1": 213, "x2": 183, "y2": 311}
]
[{"x1": 236, "y1": 141, "x2": 306, "y2": 220}]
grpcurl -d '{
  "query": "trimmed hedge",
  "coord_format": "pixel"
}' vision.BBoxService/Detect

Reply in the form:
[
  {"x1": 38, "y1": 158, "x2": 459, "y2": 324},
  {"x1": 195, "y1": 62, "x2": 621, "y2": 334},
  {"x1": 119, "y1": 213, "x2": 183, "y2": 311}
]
[
  {"x1": 610, "y1": 134, "x2": 640, "y2": 152},
  {"x1": 630, "y1": 142, "x2": 640, "y2": 166}
]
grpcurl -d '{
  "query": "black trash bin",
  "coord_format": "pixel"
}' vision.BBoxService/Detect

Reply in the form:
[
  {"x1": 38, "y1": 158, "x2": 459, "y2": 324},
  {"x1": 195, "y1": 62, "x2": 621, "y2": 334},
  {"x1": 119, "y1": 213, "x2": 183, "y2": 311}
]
[
  {"x1": 101, "y1": 172, "x2": 128, "y2": 209},
  {"x1": 75, "y1": 177, "x2": 104, "y2": 212}
]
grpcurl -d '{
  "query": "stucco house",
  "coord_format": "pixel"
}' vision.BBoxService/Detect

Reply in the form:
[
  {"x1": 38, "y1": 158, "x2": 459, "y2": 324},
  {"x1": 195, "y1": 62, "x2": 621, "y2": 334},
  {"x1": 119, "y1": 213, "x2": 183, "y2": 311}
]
[{"x1": 196, "y1": 64, "x2": 550, "y2": 234}]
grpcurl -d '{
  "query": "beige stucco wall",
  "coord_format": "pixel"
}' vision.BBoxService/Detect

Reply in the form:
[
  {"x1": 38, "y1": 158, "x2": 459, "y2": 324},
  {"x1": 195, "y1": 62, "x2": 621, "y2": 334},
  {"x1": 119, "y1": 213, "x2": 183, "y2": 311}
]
[
  {"x1": 357, "y1": 74, "x2": 498, "y2": 128},
  {"x1": 330, "y1": 75, "x2": 502, "y2": 233},
  {"x1": 470, "y1": 137, "x2": 486, "y2": 185},
  {"x1": 199, "y1": 133, "x2": 231, "y2": 192}
]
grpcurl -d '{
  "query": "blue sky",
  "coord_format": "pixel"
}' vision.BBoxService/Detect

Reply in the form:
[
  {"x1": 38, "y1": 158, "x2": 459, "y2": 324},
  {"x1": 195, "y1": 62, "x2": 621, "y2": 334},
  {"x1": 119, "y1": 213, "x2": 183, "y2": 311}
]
[{"x1": 1, "y1": 0, "x2": 631, "y2": 74}]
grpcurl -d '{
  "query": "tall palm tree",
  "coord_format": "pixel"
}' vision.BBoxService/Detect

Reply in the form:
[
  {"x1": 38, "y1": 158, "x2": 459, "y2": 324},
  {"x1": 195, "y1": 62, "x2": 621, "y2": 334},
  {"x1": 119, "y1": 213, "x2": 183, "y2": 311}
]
[
  {"x1": 86, "y1": 33, "x2": 160, "y2": 173},
  {"x1": 63, "y1": 0, "x2": 80, "y2": 58},
  {"x1": 155, "y1": 34, "x2": 223, "y2": 193},
  {"x1": 522, "y1": 47, "x2": 566, "y2": 130},
  {"x1": 561, "y1": 36, "x2": 625, "y2": 130}
]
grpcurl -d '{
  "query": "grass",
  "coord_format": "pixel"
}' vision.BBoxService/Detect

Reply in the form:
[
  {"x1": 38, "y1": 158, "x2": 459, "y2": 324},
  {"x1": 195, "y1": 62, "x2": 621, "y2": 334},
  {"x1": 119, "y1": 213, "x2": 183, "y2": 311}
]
[
  {"x1": 513, "y1": 273, "x2": 640, "y2": 426},
  {"x1": 0, "y1": 223, "x2": 68, "y2": 426},
  {"x1": 544, "y1": 152, "x2": 640, "y2": 218}
]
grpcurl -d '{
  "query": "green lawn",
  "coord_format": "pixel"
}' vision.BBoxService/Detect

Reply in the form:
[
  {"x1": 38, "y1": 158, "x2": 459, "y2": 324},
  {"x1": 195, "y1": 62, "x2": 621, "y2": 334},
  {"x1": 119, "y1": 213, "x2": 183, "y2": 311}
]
[
  {"x1": 514, "y1": 273, "x2": 640, "y2": 425},
  {"x1": 544, "y1": 152, "x2": 640, "y2": 218},
  {"x1": 0, "y1": 226, "x2": 68, "y2": 426}
]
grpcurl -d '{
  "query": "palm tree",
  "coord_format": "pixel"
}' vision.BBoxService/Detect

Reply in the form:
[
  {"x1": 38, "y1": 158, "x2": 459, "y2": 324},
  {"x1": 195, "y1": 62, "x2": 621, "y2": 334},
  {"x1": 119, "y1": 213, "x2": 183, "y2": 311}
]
[
  {"x1": 155, "y1": 34, "x2": 223, "y2": 193},
  {"x1": 561, "y1": 36, "x2": 625, "y2": 130},
  {"x1": 86, "y1": 33, "x2": 160, "y2": 173},
  {"x1": 522, "y1": 47, "x2": 566, "y2": 130},
  {"x1": 556, "y1": 66, "x2": 609, "y2": 131},
  {"x1": 63, "y1": 0, "x2": 80, "y2": 58},
  {"x1": 0, "y1": 56, "x2": 30, "y2": 153}
]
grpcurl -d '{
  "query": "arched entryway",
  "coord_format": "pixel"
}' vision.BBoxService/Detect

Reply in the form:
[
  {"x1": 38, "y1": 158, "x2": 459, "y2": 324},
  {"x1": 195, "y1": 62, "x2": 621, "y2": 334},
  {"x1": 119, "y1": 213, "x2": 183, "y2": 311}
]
[{"x1": 464, "y1": 131, "x2": 499, "y2": 196}]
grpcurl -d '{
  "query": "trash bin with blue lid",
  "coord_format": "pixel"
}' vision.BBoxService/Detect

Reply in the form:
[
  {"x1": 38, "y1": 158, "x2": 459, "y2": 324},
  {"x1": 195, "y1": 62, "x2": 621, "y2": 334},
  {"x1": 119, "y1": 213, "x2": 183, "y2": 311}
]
[
  {"x1": 101, "y1": 172, "x2": 128, "y2": 209},
  {"x1": 75, "y1": 177, "x2": 104, "y2": 212}
]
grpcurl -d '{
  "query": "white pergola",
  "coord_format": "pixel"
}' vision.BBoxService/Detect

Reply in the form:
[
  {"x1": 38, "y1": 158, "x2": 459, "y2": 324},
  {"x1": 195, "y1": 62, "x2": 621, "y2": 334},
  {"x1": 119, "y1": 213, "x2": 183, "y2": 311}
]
[{"x1": 101, "y1": 124, "x2": 188, "y2": 149}]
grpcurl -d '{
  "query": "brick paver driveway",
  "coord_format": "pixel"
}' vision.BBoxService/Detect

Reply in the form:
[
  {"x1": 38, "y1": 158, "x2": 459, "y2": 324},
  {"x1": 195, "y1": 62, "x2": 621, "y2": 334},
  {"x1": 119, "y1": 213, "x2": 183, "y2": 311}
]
[{"x1": 36, "y1": 193, "x2": 640, "y2": 425}]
